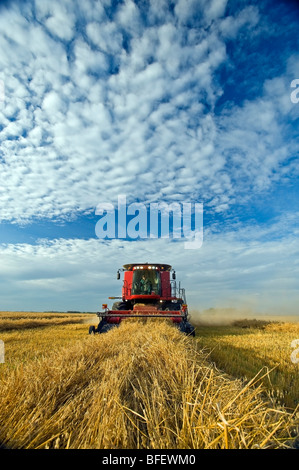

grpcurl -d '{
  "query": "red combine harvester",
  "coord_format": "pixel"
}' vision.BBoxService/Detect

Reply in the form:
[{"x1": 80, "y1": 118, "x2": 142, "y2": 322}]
[{"x1": 89, "y1": 263, "x2": 195, "y2": 336}]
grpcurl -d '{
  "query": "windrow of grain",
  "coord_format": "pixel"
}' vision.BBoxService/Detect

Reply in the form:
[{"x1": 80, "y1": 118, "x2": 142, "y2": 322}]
[
  {"x1": 0, "y1": 320, "x2": 297, "y2": 449},
  {"x1": 0, "y1": 312, "x2": 90, "y2": 332}
]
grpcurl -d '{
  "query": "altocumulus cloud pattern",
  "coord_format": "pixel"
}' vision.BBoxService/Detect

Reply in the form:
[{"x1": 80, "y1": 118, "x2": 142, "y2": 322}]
[{"x1": 0, "y1": 0, "x2": 298, "y2": 314}]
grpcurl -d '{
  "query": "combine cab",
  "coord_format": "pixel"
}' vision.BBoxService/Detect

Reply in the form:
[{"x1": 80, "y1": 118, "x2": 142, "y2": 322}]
[{"x1": 89, "y1": 263, "x2": 195, "y2": 336}]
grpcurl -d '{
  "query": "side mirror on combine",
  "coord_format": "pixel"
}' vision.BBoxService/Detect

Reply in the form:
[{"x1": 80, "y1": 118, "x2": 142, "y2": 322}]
[
  {"x1": 117, "y1": 271, "x2": 120, "y2": 280},
  {"x1": 172, "y1": 271, "x2": 176, "y2": 280}
]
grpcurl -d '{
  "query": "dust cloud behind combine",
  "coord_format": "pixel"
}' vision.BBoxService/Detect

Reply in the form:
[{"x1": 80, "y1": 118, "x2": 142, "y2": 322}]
[{"x1": 189, "y1": 307, "x2": 299, "y2": 326}]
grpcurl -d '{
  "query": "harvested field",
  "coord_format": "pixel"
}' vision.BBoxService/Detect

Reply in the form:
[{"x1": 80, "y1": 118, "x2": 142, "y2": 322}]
[{"x1": 194, "y1": 319, "x2": 299, "y2": 410}]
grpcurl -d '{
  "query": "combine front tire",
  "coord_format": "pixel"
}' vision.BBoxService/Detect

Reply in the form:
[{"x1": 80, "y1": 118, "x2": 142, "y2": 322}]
[
  {"x1": 88, "y1": 322, "x2": 117, "y2": 334},
  {"x1": 179, "y1": 321, "x2": 195, "y2": 337},
  {"x1": 99, "y1": 323, "x2": 117, "y2": 334}
]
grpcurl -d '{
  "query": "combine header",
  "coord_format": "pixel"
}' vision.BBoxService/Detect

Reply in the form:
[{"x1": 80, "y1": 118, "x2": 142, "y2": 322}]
[{"x1": 89, "y1": 263, "x2": 195, "y2": 336}]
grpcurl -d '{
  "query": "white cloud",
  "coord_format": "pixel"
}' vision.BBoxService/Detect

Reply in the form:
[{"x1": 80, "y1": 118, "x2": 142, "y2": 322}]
[
  {"x1": 0, "y1": 214, "x2": 298, "y2": 314},
  {"x1": 35, "y1": 0, "x2": 76, "y2": 41},
  {"x1": 42, "y1": 90, "x2": 66, "y2": 117},
  {"x1": 205, "y1": 0, "x2": 228, "y2": 23},
  {"x1": 0, "y1": 0, "x2": 297, "y2": 227},
  {"x1": 73, "y1": 38, "x2": 108, "y2": 76},
  {"x1": 0, "y1": 0, "x2": 297, "y2": 315},
  {"x1": 116, "y1": 0, "x2": 142, "y2": 34},
  {"x1": 219, "y1": 6, "x2": 260, "y2": 39},
  {"x1": 175, "y1": 0, "x2": 228, "y2": 26},
  {"x1": 215, "y1": 70, "x2": 299, "y2": 195}
]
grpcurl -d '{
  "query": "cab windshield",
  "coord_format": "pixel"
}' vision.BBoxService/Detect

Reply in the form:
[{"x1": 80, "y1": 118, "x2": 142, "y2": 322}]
[{"x1": 132, "y1": 269, "x2": 161, "y2": 295}]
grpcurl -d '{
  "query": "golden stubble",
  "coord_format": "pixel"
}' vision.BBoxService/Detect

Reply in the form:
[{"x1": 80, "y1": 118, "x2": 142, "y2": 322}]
[{"x1": 0, "y1": 318, "x2": 297, "y2": 449}]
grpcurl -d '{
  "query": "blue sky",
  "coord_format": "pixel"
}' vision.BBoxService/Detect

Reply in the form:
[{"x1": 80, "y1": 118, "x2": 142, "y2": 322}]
[{"x1": 0, "y1": 0, "x2": 298, "y2": 316}]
